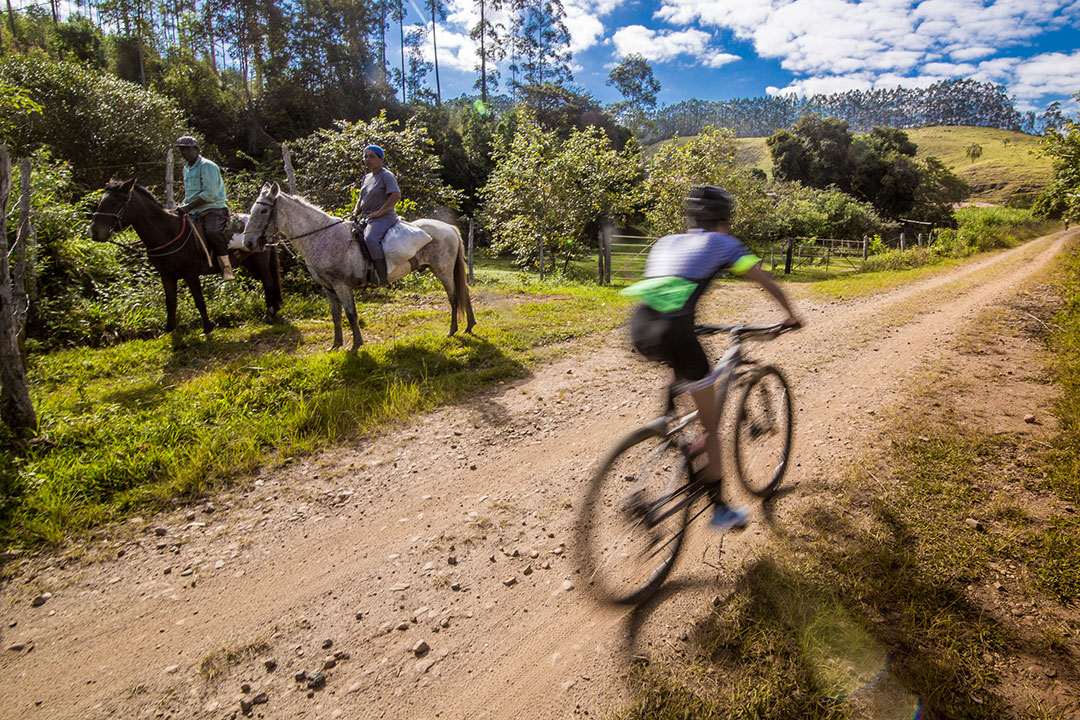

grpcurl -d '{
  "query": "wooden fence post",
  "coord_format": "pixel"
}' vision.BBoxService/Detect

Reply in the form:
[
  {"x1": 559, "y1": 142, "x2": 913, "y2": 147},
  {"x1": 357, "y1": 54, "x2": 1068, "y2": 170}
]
[
  {"x1": 918, "y1": 232, "x2": 923, "y2": 247},
  {"x1": 900, "y1": 232, "x2": 906, "y2": 251},
  {"x1": 467, "y1": 217, "x2": 474, "y2": 284},
  {"x1": 0, "y1": 145, "x2": 38, "y2": 434},
  {"x1": 14, "y1": 156, "x2": 32, "y2": 366},
  {"x1": 538, "y1": 238, "x2": 544, "y2": 282},
  {"x1": 603, "y1": 222, "x2": 612, "y2": 285},
  {"x1": 597, "y1": 227, "x2": 605, "y2": 285},
  {"x1": 784, "y1": 238, "x2": 794, "y2": 275},
  {"x1": 282, "y1": 142, "x2": 296, "y2": 194},
  {"x1": 862, "y1": 234, "x2": 869, "y2": 260},
  {"x1": 164, "y1": 149, "x2": 175, "y2": 209}
]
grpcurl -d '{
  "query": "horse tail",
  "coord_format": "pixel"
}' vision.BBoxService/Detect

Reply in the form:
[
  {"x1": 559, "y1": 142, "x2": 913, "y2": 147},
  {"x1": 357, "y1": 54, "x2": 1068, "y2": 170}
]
[{"x1": 452, "y1": 226, "x2": 474, "y2": 328}]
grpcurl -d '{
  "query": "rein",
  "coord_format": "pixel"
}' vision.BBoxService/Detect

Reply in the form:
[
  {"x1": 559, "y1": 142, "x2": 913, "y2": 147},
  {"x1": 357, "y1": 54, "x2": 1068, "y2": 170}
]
[
  {"x1": 253, "y1": 197, "x2": 346, "y2": 246},
  {"x1": 93, "y1": 189, "x2": 195, "y2": 256}
]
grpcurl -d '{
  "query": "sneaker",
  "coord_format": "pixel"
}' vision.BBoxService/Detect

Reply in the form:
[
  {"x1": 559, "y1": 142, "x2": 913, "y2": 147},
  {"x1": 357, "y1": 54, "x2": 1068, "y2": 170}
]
[{"x1": 710, "y1": 504, "x2": 749, "y2": 531}]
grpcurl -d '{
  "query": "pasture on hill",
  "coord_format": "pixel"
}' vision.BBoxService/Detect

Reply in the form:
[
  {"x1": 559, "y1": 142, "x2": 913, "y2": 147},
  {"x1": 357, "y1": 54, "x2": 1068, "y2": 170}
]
[{"x1": 726, "y1": 126, "x2": 1052, "y2": 204}]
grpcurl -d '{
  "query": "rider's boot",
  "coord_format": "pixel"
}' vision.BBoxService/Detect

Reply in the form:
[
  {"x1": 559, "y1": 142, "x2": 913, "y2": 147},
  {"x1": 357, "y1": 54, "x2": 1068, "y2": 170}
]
[
  {"x1": 373, "y1": 257, "x2": 389, "y2": 286},
  {"x1": 218, "y1": 255, "x2": 235, "y2": 281}
]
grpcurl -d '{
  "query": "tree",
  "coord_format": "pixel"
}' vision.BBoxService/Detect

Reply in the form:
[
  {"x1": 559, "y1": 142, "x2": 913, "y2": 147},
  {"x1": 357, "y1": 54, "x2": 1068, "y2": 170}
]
[
  {"x1": 470, "y1": 0, "x2": 505, "y2": 104},
  {"x1": 510, "y1": 0, "x2": 571, "y2": 94},
  {"x1": 0, "y1": 146, "x2": 37, "y2": 436},
  {"x1": 404, "y1": 23, "x2": 435, "y2": 103},
  {"x1": 964, "y1": 142, "x2": 983, "y2": 163},
  {"x1": 767, "y1": 114, "x2": 853, "y2": 191},
  {"x1": 1034, "y1": 92, "x2": 1080, "y2": 222},
  {"x1": 428, "y1": 0, "x2": 447, "y2": 104},
  {"x1": 481, "y1": 108, "x2": 640, "y2": 270},
  {"x1": 607, "y1": 54, "x2": 660, "y2": 137},
  {"x1": 290, "y1": 111, "x2": 460, "y2": 215}
]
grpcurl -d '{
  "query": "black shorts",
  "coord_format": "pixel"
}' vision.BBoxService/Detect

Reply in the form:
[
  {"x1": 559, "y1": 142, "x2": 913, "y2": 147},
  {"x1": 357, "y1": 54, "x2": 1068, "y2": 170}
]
[{"x1": 629, "y1": 305, "x2": 709, "y2": 382}]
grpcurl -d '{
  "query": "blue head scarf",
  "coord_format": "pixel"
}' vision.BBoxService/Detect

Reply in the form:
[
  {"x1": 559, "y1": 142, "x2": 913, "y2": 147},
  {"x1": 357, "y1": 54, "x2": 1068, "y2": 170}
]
[{"x1": 364, "y1": 145, "x2": 385, "y2": 159}]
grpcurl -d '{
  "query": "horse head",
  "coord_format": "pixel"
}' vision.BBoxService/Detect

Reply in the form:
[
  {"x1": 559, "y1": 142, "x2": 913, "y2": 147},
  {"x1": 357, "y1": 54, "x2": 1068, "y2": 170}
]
[
  {"x1": 90, "y1": 177, "x2": 137, "y2": 242},
  {"x1": 243, "y1": 183, "x2": 281, "y2": 252}
]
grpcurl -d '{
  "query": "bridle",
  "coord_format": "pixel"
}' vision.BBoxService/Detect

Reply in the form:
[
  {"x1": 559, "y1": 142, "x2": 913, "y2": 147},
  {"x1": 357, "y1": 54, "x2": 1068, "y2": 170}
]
[
  {"x1": 91, "y1": 187, "x2": 196, "y2": 256},
  {"x1": 91, "y1": 188, "x2": 133, "y2": 237},
  {"x1": 248, "y1": 193, "x2": 346, "y2": 250}
]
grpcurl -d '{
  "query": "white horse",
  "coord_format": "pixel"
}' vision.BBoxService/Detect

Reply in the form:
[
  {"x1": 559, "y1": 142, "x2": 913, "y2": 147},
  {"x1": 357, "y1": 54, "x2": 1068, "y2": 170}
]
[{"x1": 242, "y1": 183, "x2": 475, "y2": 350}]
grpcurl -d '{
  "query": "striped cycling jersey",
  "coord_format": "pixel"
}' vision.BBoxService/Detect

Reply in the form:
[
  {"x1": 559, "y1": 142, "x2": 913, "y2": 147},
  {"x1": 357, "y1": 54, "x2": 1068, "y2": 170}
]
[{"x1": 622, "y1": 230, "x2": 760, "y2": 315}]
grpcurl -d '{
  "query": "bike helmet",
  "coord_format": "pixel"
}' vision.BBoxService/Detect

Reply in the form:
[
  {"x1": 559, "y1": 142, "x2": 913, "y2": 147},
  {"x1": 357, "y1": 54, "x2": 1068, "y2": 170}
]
[{"x1": 685, "y1": 185, "x2": 735, "y2": 226}]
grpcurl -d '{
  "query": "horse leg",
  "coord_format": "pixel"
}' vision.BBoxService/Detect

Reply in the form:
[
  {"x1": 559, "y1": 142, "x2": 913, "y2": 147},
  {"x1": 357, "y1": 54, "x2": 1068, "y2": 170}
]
[
  {"x1": 184, "y1": 276, "x2": 214, "y2": 335},
  {"x1": 323, "y1": 287, "x2": 345, "y2": 350},
  {"x1": 254, "y1": 253, "x2": 276, "y2": 323},
  {"x1": 162, "y1": 275, "x2": 179, "y2": 332},
  {"x1": 435, "y1": 269, "x2": 459, "y2": 337},
  {"x1": 333, "y1": 281, "x2": 364, "y2": 351}
]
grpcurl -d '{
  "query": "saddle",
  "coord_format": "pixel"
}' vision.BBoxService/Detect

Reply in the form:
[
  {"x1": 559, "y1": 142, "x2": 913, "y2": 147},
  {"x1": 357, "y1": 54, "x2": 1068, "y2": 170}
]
[{"x1": 349, "y1": 219, "x2": 383, "y2": 287}]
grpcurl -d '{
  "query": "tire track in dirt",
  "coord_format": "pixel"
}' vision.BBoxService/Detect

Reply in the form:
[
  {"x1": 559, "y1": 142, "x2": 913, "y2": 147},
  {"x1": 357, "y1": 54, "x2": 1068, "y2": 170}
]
[{"x1": 0, "y1": 231, "x2": 1069, "y2": 720}]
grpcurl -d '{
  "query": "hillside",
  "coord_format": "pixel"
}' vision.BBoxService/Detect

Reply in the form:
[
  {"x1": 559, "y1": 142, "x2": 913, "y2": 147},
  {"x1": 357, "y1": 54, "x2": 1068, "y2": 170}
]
[{"x1": 733, "y1": 126, "x2": 1053, "y2": 204}]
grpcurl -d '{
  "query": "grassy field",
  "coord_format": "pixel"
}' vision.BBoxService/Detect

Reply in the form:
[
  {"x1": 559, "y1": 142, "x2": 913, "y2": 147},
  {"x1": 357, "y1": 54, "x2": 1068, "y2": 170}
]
[{"x1": 729, "y1": 127, "x2": 1052, "y2": 205}]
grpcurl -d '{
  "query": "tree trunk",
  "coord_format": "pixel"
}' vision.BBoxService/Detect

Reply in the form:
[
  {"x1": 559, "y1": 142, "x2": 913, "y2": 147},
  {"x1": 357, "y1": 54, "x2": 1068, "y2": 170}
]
[
  {"x1": 0, "y1": 147, "x2": 38, "y2": 436},
  {"x1": 398, "y1": 2, "x2": 406, "y2": 103},
  {"x1": 6, "y1": 0, "x2": 18, "y2": 47},
  {"x1": 14, "y1": 156, "x2": 33, "y2": 367},
  {"x1": 431, "y1": 0, "x2": 441, "y2": 104},
  {"x1": 479, "y1": 0, "x2": 487, "y2": 104}
]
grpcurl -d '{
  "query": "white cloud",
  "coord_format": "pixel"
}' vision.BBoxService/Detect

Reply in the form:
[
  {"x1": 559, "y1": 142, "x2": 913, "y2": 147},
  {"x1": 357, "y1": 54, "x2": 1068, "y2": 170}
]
[
  {"x1": 657, "y1": 0, "x2": 1080, "y2": 108},
  {"x1": 612, "y1": 24, "x2": 741, "y2": 68}
]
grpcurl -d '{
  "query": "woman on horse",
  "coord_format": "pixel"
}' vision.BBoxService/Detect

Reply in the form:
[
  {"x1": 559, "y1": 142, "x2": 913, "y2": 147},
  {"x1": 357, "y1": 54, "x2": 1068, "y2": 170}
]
[{"x1": 350, "y1": 144, "x2": 400, "y2": 286}]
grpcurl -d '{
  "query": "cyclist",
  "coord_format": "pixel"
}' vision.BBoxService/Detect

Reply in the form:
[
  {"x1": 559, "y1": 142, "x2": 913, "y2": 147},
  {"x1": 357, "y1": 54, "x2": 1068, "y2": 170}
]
[{"x1": 623, "y1": 185, "x2": 801, "y2": 530}]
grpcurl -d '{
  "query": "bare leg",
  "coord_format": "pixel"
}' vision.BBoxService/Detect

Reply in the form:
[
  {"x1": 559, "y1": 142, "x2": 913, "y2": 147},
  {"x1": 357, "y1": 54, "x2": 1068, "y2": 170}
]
[
  {"x1": 184, "y1": 276, "x2": 214, "y2": 335},
  {"x1": 161, "y1": 276, "x2": 179, "y2": 332},
  {"x1": 691, "y1": 382, "x2": 722, "y2": 484},
  {"x1": 324, "y1": 287, "x2": 344, "y2": 349}
]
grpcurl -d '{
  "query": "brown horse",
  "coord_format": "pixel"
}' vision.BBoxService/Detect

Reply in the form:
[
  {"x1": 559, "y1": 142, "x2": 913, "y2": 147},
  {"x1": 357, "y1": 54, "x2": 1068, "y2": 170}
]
[{"x1": 89, "y1": 178, "x2": 283, "y2": 335}]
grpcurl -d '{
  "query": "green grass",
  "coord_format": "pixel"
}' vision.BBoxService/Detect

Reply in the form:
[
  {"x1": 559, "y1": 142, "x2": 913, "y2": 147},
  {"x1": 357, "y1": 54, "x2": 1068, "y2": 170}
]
[
  {"x1": 0, "y1": 273, "x2": 635, "y2": 547},
  {"x1": 906, "y1": 127, "x2": 1053, "y2": 204},
  {"x1": 731, "y1": 128, "x2": 1052, "y2": 205}
]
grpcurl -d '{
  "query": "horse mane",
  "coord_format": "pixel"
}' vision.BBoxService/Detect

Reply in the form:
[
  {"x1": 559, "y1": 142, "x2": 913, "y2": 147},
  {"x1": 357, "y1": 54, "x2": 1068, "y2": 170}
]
[{"x1": 105, "y1": 179, "x2": 169, "y2": 211}]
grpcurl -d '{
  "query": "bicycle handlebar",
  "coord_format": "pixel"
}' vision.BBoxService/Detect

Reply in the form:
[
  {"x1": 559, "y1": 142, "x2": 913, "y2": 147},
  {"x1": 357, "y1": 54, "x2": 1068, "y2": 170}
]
[{"x1": 694, "y1": 322, "x2": 800, "y2": 339}]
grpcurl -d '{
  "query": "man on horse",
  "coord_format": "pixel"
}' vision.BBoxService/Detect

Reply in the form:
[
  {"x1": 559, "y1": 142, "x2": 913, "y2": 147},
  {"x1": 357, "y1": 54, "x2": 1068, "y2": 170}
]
[
  {"x1": 176, "y1": 136, "x2": 234, "y2": 281},
  {"x1": 349, "y1": 144, "x2": 400, "y2": 286}
]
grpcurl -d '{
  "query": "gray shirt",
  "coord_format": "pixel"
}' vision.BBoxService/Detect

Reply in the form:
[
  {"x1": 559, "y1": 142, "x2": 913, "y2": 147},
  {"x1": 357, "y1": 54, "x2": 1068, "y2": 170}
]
[{"x1": 360, "y1": 169, "x2": 401, "y2": 217}]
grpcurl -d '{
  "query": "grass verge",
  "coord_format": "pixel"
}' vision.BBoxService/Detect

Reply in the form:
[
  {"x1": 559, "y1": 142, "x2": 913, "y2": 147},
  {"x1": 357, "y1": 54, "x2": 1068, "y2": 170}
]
[
  {"x1": 0, "y1": 276, "x2": 633, "y2": 547},
  {"x1": 614, "y1": 246, "x2": 1080, "y2": 719}
]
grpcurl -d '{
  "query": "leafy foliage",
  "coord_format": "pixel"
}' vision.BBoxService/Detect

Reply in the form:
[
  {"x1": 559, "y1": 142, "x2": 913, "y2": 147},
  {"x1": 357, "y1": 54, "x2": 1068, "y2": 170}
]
[
  {"x1": 290, "y1": 111, "x2": 460, "y2": 215},
  {"x1": 768, "y1": 114, "x2": 968, "y2": 224},
  {"x1": 0, "y1": 52, "x2": 190, "y2": 191},
  {"x1": 481, "y1": 108, "x2": 641, "y2": 269},
  {"x1": 1034, "y1": 91, "x2": 1080, "y2": 222}
]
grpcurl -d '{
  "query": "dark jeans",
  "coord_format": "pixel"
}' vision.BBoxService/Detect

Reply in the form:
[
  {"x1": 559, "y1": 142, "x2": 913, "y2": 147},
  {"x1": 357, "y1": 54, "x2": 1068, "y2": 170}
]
[{"x1": 196, "y1": 208, "x2": 230, "y2": 256}]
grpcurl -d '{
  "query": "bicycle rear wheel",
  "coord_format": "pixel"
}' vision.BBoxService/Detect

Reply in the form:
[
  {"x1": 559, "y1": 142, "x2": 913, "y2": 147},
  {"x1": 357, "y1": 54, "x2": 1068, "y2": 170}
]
[
  {"x1": 733, "y1": 365, "x2": 793, "y2": 498},
  {"x1": 577, "y1": 423, "x2": 693, "y2": 605}
]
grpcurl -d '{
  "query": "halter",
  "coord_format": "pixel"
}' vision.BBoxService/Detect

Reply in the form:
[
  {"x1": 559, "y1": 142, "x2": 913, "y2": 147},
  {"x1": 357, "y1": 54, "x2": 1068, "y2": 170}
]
[
  {"x1": 249, "y1": 194, "x2": 345, "y2": 248},
  {"x1": 92, "y1": 188, "x2": 133, "y2": 235}
]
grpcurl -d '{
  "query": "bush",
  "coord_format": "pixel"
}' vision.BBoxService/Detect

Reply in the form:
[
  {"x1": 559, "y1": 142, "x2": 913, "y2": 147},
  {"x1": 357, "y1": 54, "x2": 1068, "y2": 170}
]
[
  {"x1": 0, "y1": 52, "x2": 191, "y2": 192},
  {"x1": 481, "y1": 107, "x2": 641, "y2": 271},
  {"x1": 861, "y1": 246, "x2": 942, "y2": 272},
  {"x1": 289, "y1": 111, "x2": 460, "y2": 216}
]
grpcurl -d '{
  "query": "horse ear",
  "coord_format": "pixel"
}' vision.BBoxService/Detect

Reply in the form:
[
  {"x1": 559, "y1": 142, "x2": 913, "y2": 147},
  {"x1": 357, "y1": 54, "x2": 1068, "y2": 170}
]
[
  {"x1": 271, "y1": 182, "x2": 280, "y2": 197},
  {"x1": 261, "y1": 182, "x2": 271, "y2": 193},
  {"x1": 121, "y1": 177, "x2": 136, "y2": 193}
]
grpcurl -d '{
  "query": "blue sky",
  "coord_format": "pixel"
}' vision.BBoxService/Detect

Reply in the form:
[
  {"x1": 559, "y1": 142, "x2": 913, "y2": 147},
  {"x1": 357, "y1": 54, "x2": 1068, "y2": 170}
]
[{"x1": 400, "y1": 0, "x2": 1080, "y2": 115}]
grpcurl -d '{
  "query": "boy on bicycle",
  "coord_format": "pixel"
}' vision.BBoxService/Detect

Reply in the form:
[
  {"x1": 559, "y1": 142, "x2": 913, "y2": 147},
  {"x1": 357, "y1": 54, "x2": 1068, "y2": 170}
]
[{"x1": 624, "y1": 185, "x2": 801, "y2": 530}]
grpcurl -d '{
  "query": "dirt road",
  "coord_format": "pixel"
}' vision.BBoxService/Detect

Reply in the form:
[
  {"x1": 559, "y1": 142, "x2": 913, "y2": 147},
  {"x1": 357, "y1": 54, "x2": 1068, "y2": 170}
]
[{"x1": 0, "y1": 231, "x2": 1070, "y2": 720}]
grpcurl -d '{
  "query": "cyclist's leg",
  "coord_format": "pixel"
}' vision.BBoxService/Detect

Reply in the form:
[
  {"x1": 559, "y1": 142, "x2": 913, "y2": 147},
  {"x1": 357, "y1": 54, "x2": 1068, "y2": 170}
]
[{"x1": 690, "y1": 382, "x2": 722, "y2": 484}]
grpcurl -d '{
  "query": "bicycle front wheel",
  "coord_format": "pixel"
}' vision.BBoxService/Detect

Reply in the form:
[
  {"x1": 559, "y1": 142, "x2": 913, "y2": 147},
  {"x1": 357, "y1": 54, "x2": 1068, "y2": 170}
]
[
  {"x1": 577, "y1": 424, "x2": 693, "y2": 605},
  {"x1": 733, "y1": 365, "x2": 793, "y2": 498}
]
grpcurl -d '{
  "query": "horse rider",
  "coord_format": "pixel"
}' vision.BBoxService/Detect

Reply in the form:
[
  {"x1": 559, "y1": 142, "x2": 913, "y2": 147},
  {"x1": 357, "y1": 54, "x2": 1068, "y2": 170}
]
[
  {"x1": 350, "y1": 144, "x2": 400, "y2": 286},
  {"x1": 176, "y1": 136, "x2": 234, "y2": 281}
]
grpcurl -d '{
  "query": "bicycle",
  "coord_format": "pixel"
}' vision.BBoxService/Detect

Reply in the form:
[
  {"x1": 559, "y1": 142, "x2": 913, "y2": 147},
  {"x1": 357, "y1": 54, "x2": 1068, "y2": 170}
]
[{"x1": 577, "y1": 322, "x2": 797, "y2": 605}]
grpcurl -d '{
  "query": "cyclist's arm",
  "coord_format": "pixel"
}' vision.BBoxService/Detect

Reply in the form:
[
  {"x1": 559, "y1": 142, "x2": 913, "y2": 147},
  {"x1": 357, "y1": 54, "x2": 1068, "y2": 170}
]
[{"x1": 741, "y1": 265, "x2": 800, "y2": 326}]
